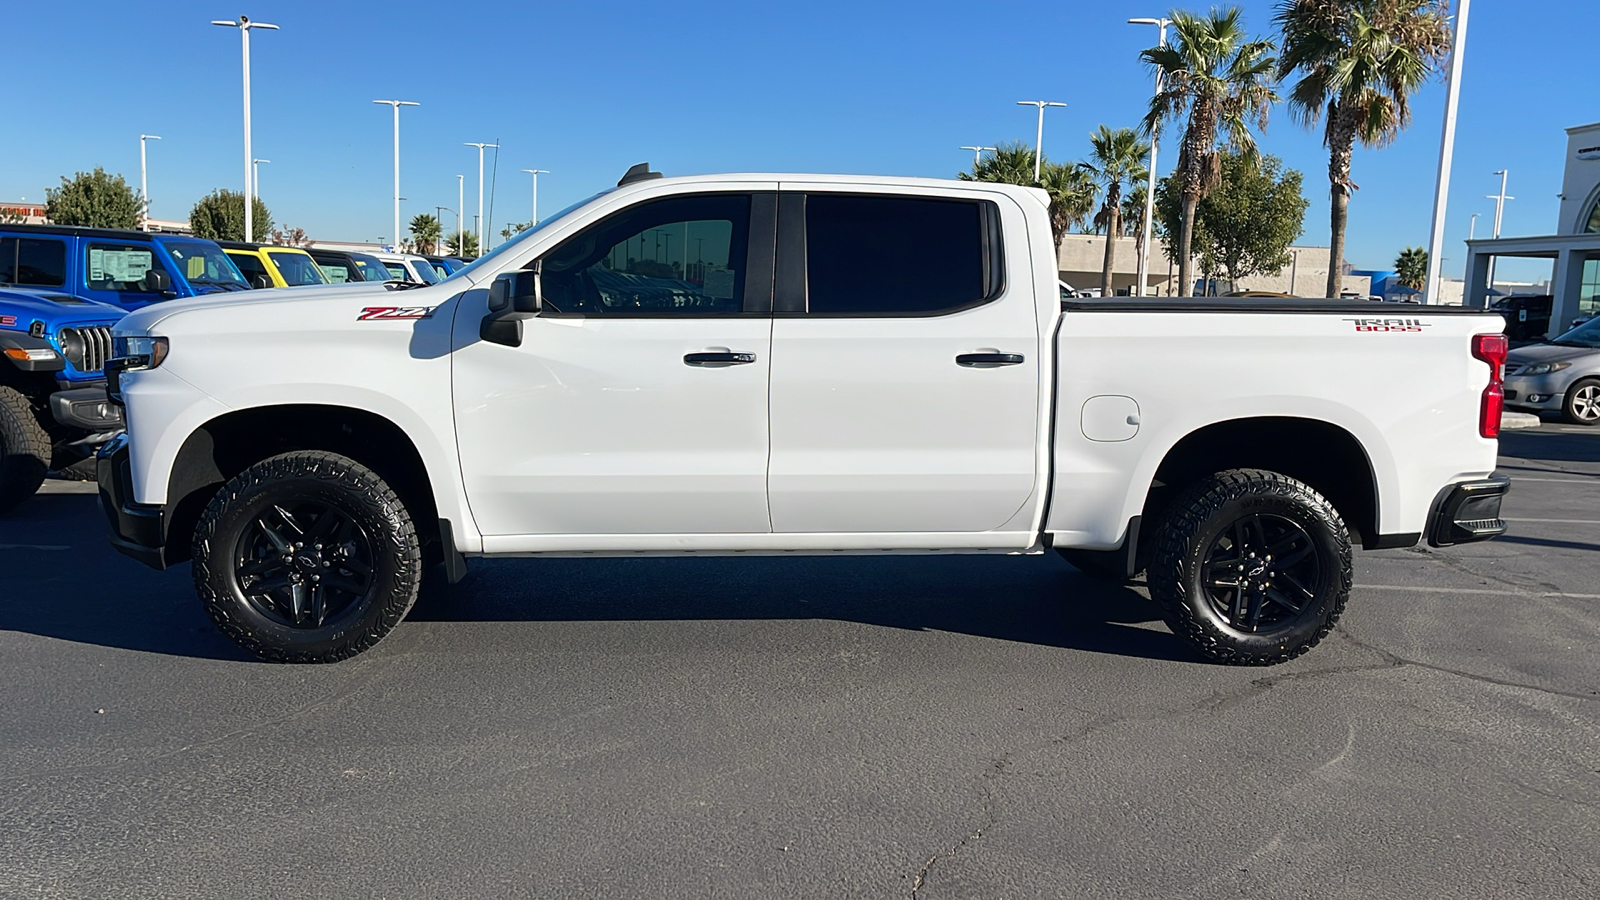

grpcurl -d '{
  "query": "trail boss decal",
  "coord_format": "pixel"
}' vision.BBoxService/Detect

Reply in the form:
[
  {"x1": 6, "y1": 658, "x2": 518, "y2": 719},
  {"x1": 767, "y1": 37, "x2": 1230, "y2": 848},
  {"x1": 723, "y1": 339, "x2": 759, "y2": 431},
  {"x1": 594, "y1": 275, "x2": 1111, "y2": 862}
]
[
  {"x1": 1344, "y1": 317, "x2": 1430, "y2": 333},
  {"x1": 357, "y1": 306, "x2": 437, "y2": 321}
]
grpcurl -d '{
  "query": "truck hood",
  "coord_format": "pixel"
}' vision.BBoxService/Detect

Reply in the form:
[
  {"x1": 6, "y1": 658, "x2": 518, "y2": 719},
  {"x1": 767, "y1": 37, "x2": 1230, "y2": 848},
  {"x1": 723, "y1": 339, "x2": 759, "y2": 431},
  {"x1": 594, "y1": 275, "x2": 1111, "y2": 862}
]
[
  {"x1": 114, "y1": 280, "x2": 402, "y2": 334},
  {"x1": 0, "y1": 289, "x2": 125, "y2": 330}
]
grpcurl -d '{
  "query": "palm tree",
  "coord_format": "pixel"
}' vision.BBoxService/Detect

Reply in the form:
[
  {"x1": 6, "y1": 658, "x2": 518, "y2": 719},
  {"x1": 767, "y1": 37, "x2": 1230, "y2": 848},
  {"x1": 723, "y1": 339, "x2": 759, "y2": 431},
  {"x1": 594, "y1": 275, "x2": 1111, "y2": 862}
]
[
  {"x1": 409, "y1": 213, "x2": 441, "y2": 255},
  {"x1": 960, "y1": 142, "x2": 1094, "y2": 256},
  {"x1": 1141, "y1": 7, "x2": 1278, "y2": 297},
  {"x1": 1276, "y1": 0, "x2": 1451, "y2": 297},
  {"x1": 1394, "y1": 246, "x2": 1428, "y2": 290},
  {"x1": 1083, "y1": 126, "x2": 1150, "y2": 296}
]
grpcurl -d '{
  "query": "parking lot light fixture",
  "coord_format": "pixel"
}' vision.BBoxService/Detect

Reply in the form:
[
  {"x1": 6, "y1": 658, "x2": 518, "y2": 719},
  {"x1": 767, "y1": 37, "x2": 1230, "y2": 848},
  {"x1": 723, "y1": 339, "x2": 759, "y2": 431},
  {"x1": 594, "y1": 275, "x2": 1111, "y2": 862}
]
[
  {"x1": 1128, "y1": 16, "x2": 1171, "y2": 297},
  {"x1": 1016, "y1": 101, "x2": 1066, "y2": 182},
  {"x1": 464, "y1": 143, "x2": 498, "y2": 258},
  {"x1": 959, "y1": 146, "x2": 997, "y2": 170},
  {"x1": 1423, "y1": 0, "x2": 1470, "y2": 305},
  {"x1": 373, "y1": 100, "x2": 420, "y2": 252},
  {"x1": 139, "y1": 134, "x2": 161, "y2": 232},
  {"x1": 211, "y1": 15, "x2": 278, "y2": 243},
  {"x1": 520, "y1": 169, "x2": 549, "y2": 226}
]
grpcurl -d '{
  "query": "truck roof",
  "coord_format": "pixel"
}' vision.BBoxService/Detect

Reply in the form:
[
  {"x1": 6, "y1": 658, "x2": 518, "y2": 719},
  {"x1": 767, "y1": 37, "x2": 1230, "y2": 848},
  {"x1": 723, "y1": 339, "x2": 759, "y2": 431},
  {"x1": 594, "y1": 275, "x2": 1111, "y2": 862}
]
[{"x1": 609, "y1": 170, "x2": 1051, "y2": 207}]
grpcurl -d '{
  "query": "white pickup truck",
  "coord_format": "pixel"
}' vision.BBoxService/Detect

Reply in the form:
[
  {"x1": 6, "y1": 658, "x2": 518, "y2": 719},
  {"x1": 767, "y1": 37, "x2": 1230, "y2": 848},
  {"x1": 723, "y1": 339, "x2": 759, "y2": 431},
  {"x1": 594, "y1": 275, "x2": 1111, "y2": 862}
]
[{"x1": 98, "y1": 165, "x2": 1511, "y2": 666}]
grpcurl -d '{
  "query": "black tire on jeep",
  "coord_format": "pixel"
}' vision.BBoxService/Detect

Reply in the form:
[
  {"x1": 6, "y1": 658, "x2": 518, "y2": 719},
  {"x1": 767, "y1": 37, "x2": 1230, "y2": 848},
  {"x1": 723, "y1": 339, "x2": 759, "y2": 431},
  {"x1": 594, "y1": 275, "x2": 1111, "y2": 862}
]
[
  {"x1": 1147, "y1": 468, "x2": 1352, "y2": 666},
  {"x1": 0, "y1": 385, "x2": 51, "y2": 515},
  {"x1": 192, "y1": 450, "x2": 423, "y2": 663}
]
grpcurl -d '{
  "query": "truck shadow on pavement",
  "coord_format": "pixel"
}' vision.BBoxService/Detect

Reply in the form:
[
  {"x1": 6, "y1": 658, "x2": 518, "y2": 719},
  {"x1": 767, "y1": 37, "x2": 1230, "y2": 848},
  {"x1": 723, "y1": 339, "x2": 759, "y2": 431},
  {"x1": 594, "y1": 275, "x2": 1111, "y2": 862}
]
[{"x1": 2, "y1": 492, "x2": 1189, "y2": 664}]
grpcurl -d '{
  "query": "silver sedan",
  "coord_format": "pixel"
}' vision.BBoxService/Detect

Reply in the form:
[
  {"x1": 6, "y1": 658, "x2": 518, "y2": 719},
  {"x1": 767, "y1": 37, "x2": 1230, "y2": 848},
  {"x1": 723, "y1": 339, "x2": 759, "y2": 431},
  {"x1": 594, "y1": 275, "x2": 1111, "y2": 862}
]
[{"x1": 1504, "y1": 317, "x2": 1600, "y2": 425}]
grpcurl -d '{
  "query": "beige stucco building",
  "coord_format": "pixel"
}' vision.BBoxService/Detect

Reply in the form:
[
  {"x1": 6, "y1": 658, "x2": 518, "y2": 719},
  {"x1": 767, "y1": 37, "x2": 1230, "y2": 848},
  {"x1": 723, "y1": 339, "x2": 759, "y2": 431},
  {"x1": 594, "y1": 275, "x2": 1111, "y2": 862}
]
[{"x1": 1056, "y1": 233, "x2": 1367, "y2": 298}]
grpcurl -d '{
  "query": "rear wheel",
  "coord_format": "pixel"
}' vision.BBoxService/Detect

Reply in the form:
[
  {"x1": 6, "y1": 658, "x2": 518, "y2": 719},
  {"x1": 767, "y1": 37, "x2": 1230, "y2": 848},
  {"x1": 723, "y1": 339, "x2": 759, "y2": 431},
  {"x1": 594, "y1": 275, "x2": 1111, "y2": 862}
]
[
  {"x1": 192, "y1": 450, "x2": 422, "y2": 662},
  {"x1": 1148, "y1": 469, "x2": 1351, "y2": 666},
  {"x1": 1563, "y1": 378, "x2": 1600, "y2": 426},
  {"x1": 0, "y1": 385, "x2": 50, "y2": 515}
]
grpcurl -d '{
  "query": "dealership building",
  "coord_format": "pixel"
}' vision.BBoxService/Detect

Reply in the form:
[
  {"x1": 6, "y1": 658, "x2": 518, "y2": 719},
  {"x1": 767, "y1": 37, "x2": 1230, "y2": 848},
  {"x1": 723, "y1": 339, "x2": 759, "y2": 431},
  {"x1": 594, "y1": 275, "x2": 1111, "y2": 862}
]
[{"x1": 1464, "y1": 121, "x2": 1600, "y2": 336}]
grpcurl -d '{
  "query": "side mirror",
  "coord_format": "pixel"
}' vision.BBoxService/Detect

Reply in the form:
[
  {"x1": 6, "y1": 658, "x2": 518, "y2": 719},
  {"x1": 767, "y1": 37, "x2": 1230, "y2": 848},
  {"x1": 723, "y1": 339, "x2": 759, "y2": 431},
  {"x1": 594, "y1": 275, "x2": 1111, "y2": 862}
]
[
  {"x1": 250, "y1": 274, "x2": 272, "y2": 290},
  {"x1": 481, "y1": 263, "x2": 542, "y2": 347},
  {"x1": 143, "y1": 268, "x2": 172, "y2": 295}
]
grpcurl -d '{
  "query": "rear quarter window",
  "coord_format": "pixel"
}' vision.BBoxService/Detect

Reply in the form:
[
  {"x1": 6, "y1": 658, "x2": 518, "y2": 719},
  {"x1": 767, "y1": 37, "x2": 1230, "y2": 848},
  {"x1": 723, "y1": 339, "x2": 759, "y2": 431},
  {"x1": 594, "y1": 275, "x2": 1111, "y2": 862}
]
[{"x1": 0, "y1": 237, "x2": 68, "y2": 287}]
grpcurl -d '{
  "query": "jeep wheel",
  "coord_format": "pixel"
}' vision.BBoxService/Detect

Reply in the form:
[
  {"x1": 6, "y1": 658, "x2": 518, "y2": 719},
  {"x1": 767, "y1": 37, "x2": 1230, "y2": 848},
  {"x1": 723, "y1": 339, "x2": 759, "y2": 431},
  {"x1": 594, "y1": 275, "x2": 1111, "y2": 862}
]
[
  {"x1": 192, "y1": 451, "x2": 422, "y2": 663},
  {"x1": 0, "y1": 385, "x2": 50, "y2": 515},
  {"x1": 1148, "y1": 469, "x2": 1352, "y2": 666}
]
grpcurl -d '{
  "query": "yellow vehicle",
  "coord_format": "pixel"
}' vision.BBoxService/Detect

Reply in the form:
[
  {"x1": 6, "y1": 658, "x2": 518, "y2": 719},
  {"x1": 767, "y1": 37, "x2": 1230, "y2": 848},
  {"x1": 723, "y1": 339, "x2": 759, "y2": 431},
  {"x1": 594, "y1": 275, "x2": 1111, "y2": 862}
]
[{"x1": 219, "y1": 241, "x2": 330, "y2": 289}]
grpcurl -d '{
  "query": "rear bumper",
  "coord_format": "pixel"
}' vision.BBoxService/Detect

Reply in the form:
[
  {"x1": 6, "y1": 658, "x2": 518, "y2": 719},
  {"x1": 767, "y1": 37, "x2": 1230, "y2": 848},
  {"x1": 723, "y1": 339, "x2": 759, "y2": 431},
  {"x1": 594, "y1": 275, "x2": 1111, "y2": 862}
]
[
  {"x1": 97, "y1": 433, "x2": 173, "y2": 570},
  {"x1": 1427, "y1": 476, "x2": 1510, "y2": 548}
]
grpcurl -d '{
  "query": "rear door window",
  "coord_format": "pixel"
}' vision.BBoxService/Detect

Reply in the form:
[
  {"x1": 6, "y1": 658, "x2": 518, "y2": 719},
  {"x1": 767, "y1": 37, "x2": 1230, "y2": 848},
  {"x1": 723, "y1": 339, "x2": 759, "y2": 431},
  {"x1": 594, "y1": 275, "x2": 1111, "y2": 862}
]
[
  {"x1": 85, "y1": 242, "x2": 162, "y2": 293},
  {"x1": 801, "y1": 194, "x2": 998, "y2": 315},
  {"x1": 0, "y1": 237, "x2": 69, "y2": 287},
  {"x1": 315, "y1": 256, "x2": 357, "y2": 283},
  {"x1": 229, "y1": 251, "x2": 272, "y2": 286}
]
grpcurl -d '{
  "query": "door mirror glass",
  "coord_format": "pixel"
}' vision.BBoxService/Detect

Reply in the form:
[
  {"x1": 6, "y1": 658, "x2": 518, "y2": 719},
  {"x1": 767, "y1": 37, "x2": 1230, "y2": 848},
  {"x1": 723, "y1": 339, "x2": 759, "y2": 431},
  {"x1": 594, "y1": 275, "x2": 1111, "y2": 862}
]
[{"x1": 481, "y1": 263, "x2": 543, "y2": 347}]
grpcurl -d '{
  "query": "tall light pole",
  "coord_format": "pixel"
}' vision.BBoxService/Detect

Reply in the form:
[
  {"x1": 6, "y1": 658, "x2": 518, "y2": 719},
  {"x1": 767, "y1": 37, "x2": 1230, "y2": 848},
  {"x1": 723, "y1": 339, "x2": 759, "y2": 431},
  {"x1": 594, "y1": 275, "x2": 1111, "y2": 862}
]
[
  {"x1": 456, "y1": 175, "x2": 465, "y2": 255},
  {"x1": 210, "y1": 15, "x2": 278, "y2": 243},
  {"x1": 251, "y1": 158, "x2": 269, "y2": 207},
  {"x1": 959, "y1": 146, "x2": 996, "y2": 169},
  {"x1": 1469, "y1": 212, "x2": 1480, "y2": 240},
  {"x1": 1129, "y1": 16, "x2": 1171, "y2": 297},
  {"x1": 1422, "y1": 0, "x2": 1470, "y2": 305},
  {"x1": 464, "y1": 142, "x2": 498, "y2": 257},
  {"x1": 520, "y1": 168, "x2": 549, "y2": 225},
  {"x1": 1016, "y1": 101, "x2": 1067, "y2": 182},
  {"x1": 434, "y1": 205, "x2": 452, "y2": 255},
  {"x1": 139, "y1": 134, "x2": 161, "y2": 232},
  {"x1": 372, "y1": 100, "x2": 420, "y2": 251},
  {"x1": 1485, "y1": 168, "x2": 1513, "y2": 292}
]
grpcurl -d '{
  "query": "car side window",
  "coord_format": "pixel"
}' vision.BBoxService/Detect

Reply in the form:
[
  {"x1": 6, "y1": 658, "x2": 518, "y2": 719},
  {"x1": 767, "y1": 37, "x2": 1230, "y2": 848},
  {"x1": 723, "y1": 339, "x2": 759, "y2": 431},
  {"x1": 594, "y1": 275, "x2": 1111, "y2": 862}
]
[
  {"x1": 539, "y1": 193, "x2": 752, "y2": 316},
  {"x1": 803, "y1": 194, "x2": 999, "y2": 315},
  {"x1": 229, "y1": 252, "x2": 271, "y2": 285},
  {"x1": 0, "y1": 237, "x2": 68, "y2": 287},
  {"x1": 266, "y1": 251, "x2": 327, "y2": 286},
  {"x1": 86, "y1": 242, "x2": 162, "y2": 292},
  {"x1": 316, "y1": 257, "x2": 357, "y2": 283}
]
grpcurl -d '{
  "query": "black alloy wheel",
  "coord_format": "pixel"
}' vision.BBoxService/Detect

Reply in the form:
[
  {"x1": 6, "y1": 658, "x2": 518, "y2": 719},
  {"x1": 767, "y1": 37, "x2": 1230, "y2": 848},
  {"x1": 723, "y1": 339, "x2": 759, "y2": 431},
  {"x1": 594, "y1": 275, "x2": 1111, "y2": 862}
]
[
  {"x1": 233, "y1": 501, "x2": 375, "y2": 630},
  {"x1": 1199, "y1": 513, "x2": 1321, "y2": 634}
]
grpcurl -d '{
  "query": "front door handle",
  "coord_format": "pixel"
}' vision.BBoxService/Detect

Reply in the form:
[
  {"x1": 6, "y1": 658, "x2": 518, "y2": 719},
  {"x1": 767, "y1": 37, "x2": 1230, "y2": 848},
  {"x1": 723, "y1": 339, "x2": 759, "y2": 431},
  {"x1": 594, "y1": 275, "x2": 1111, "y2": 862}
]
[
  {"x1": 956, "y1": 352, "x2": 1025, "y2": 368},
  {"x1": 684, "y1": 351, "x2": 757, "y2": 367}
]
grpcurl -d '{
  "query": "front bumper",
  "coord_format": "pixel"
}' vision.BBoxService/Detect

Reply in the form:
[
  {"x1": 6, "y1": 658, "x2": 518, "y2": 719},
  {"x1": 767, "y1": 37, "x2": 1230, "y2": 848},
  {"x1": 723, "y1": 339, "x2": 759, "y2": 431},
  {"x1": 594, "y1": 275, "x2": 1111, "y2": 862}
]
[
  {"x1": 1427, "y1": 476, "x2": 1510, "y2": 548},
  {"x1": 97, "y1": 433, "x2": 172, "y2": 570},
  {"x1": 1503, "y1": 376, "x2": 1569, "y2": 412},
  {"x1": 51, "y1": 386, "x2": 124, "y2": 432}
]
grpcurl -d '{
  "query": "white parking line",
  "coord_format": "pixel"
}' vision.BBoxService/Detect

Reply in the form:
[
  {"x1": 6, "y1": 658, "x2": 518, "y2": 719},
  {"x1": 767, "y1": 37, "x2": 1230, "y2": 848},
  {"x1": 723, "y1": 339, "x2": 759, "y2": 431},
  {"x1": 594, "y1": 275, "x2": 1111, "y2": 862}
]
[
  {"x1": 1363, "y1": 584, "x2": 1600, "y2": 600},
  {"x1": 1504, "y1": 517, "x2": 1600, "y2": 525},
  {"x1": 1509, "y1": 477, "x2": 1600, "y2": 484}
]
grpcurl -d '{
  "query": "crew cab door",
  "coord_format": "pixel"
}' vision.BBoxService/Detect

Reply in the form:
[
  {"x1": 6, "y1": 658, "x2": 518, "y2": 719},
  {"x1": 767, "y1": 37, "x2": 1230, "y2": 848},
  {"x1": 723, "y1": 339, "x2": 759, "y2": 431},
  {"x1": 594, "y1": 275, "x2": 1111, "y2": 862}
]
[
  {"x1": 452, "y1": 188, "x2": 778, "y2": 538},
  {"x1": 767, "y1": 187, "x2": 1042, "y2": 534}
]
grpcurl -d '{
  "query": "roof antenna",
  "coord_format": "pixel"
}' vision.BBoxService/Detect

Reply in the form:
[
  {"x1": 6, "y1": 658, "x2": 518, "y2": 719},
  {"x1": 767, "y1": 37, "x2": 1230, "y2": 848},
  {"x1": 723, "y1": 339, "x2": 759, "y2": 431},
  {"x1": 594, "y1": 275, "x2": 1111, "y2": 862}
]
[{"x1": 618, "y1": 163, "x2": 663, "y2": 186}]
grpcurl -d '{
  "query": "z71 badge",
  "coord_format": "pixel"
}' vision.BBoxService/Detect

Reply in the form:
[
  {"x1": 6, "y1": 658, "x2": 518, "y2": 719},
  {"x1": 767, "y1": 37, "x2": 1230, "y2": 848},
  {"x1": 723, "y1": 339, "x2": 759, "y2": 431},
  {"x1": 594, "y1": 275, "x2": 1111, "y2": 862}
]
[
  {"x1": 357, "y1": 306, "x2": 437, "y2": 321},
  {"x1": 1344, "y1": 317, "x2": 1430, "y2": 333}
]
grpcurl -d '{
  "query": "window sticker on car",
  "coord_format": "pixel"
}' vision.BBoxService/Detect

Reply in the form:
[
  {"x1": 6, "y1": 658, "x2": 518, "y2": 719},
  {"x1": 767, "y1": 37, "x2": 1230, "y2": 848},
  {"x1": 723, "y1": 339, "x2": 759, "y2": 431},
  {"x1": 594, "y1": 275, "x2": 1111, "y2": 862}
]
[{"x1": 357, "y1": 306, "x2": 436, "y2": 321}]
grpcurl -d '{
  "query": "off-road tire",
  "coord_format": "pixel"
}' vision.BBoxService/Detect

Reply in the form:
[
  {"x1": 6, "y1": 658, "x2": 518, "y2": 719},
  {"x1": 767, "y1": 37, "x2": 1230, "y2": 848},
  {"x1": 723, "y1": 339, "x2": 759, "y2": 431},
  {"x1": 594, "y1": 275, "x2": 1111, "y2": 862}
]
[
  {"x1": 1148, "y1": 468, "x2": 1352, "y2": 666},
  {"x1": 1562, "y1": 378, "x2": 1600, "y2": 426},
  {"x1": 192, "y1": 451, "x2": 422, "y2": 663},
  {"x1": 0, "y1": 385, "x2": 51, "y2": 515}
]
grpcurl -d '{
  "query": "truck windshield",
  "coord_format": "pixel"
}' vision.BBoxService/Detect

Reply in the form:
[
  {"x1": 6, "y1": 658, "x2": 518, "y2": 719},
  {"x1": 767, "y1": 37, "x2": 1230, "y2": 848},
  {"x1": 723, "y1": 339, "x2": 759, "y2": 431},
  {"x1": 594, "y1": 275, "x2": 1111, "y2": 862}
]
[
  {"x1": 445, "y1": 190, "x2": 613, "y2": 282},
  {"x1": 163, "y1": 240, "x2": 248, "y2": 289},
  {"x1": 1552, "y1": 317, "x2": 1600, "y2": 348},
  {"x1": 266, "y1": 251, "x2": 329, "y2": 286}
]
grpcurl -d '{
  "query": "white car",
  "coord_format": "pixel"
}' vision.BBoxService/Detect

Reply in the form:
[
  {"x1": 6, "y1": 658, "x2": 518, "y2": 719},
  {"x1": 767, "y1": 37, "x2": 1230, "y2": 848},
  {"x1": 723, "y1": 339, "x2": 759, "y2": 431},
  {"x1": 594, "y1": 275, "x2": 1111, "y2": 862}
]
[
  {"x1": 98, "y1": 165, "x2": 1510, "y2": 666},
  {"x1": 368, "y1": 251, "x2": 440, "y2": 285}
]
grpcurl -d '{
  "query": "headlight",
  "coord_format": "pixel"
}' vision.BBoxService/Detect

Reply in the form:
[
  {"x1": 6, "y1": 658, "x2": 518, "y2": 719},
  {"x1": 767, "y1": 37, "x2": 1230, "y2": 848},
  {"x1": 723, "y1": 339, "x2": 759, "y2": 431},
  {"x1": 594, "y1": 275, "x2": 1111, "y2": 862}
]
[
  {"x1": 110, "y1": 335, "x2": 170, "y2": 370},
  {"x1": 1517, "y1": 362, "x2": 1570, "y2": 376}
]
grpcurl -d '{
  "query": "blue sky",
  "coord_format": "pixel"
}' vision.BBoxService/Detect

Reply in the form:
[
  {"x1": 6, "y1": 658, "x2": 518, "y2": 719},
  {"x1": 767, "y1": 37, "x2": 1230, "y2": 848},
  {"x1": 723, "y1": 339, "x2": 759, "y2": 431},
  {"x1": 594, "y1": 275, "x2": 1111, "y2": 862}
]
[{"x1": 2, "y1": 0, "x2": 1590, "y2": 280}]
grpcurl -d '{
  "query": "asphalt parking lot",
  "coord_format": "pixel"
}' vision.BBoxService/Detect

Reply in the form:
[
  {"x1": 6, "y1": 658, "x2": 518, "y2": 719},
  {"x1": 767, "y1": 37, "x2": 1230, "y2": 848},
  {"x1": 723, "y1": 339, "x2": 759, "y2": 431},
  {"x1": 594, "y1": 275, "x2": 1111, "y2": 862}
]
[{"x1": 2, "y1": 428, "x2": 1597, "y2": 899}]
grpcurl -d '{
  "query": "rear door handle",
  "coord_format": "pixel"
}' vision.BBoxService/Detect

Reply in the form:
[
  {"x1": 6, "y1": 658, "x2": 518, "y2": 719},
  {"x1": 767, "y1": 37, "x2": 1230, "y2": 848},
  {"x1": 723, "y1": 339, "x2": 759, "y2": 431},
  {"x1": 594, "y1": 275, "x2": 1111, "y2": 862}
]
[
  {"x1": 684, "y1": 351, "x2": 757, "y2": 367},
  {"x1": 956, "y1": 352, "x2": 1025, "y2": 368}
]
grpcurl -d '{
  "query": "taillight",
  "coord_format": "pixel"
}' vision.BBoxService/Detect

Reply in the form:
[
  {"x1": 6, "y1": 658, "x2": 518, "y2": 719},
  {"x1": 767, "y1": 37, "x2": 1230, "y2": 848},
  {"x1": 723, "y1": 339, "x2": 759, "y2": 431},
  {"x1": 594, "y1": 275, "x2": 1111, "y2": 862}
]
[{"x1": 1472, "y1": 333, "x2": 1508, "y2": 439}]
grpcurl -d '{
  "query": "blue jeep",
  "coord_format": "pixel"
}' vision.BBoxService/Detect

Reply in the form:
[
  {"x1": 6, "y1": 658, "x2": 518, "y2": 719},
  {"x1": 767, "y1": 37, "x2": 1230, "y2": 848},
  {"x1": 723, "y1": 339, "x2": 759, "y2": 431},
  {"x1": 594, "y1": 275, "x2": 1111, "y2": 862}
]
[
  {"x1": 0, "y1": 224, "x2": 249, "y2": 310},
  {"x1": 0, "y1": 287, "x2": 126, "y2": 512}
]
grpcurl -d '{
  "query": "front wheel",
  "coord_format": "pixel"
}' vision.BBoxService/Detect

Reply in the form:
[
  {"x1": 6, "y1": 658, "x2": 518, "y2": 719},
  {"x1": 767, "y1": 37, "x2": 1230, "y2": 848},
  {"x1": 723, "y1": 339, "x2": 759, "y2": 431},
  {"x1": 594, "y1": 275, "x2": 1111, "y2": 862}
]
[
  {"x1": 1563, "y1": 378, "x2": 1600, "y2": 426},
  {"x1": 1148, "y1": 469, "x2": 1352, "y2": 666},
  {"x1": 0, "y1": 385, "x2": 50, "y2": 515},
  {"x1": 192, "y1": 450, "x2": 422, "y2": 663}
]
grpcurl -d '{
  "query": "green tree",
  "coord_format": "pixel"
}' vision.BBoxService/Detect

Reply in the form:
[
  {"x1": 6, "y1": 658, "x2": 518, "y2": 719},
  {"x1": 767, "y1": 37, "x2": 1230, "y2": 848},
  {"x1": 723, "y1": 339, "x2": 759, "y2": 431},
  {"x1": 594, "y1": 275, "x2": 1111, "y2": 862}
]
[
  {"x1": 446, "y1": 228, "x2": 480, "y2": 259},
  {"x1": 1141, "y1": 7, "x2": 1278, "y2": 296},
  {"x1": 1276, "y1": 0, "x2": 1452, "y2": 297},
  {"x1": 45, "y1": 167, "x2": 142, "y2": 228},
  {"x1": 1155, "y1": 153, "x2": 1308, "y2": 290},
  {"x1": 189, "y1": 189, "x2": 274, "y2": 242},
  {"x1": 961, "y1": 142, "x2": 1095, "y2": 256},
  {"x1": 1394, "y1": 246, "x2": 1428, "y2": 290},
  {"x1": 1083, "y1": 126, "x2": 1150, "y2": 296},
  {"x1": 500, "y1": 221, "x2": 533, "y2": 242},
  {"x1": 409, "y1": 213, "x2": 442, "y2": 254}
]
